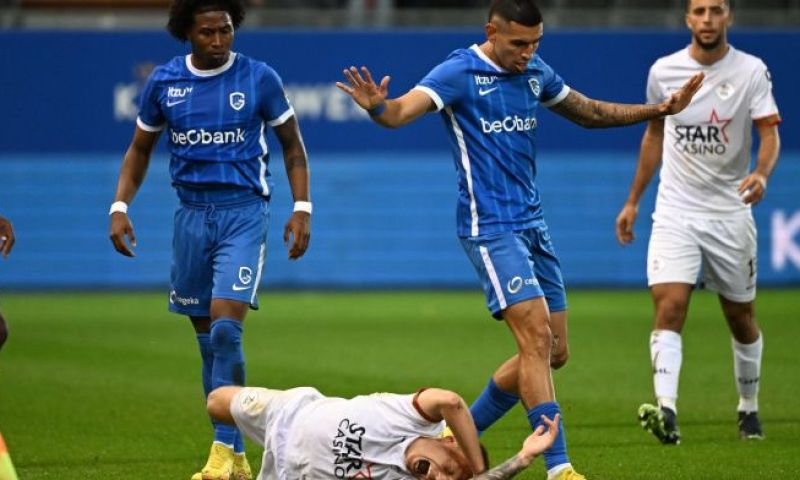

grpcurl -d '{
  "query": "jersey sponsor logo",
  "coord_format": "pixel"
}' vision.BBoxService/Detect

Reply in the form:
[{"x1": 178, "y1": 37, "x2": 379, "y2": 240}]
[
  {"x1": 528, "y1": 77, "x2": 541, "y2": 97},
  {"x1": 507, "y1": 276, "x2": 538, "y2": 294},
  {"x1": 672, "y1": 109, "x2": 731, "y2": 155},
  {"x1": 480, "y1": 115, "x2": 538, "y2": 134},
  {"x1": 169, "y1": 290, "x2": 199, "y2": 306},
  {"x1": 168, "y1": 86, "x2": 193, "y2": 98},
  {"x1": 474, "y1": 74, "x2": 498, "y2": 86},
  {"x1": 170, "y1": 128, "x2": 246, "y2": 146},
  {"x1": 229, "y1": 91, "x2": 246, "y2": 111},
  {"x1": 478, "y1": 86, "x2": 499, "y2": 96},
  {"x1": 332, "y1": 418, "x2": 368, "y2": 479}
]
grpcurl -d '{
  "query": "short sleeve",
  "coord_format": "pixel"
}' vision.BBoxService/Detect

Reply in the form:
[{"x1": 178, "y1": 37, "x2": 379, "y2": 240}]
[
  {"x1": 137, "y1": 71, "x2": 166, "y2": 132},
  {"x1": 646, "y1": 64, "x2": 664, "y2": 105},
  {"x1": 750, "y1": 62, "x2": 780, "y2": 120},
  {"x1": 259, "y1": 66, "x2": 294, "y2": 127},
  {"x1": 538, "y1": 57, "x2": 570, "y2": 108},
  {"x1": 415, "y1": 57, "x2": 468, "y2": 112}
]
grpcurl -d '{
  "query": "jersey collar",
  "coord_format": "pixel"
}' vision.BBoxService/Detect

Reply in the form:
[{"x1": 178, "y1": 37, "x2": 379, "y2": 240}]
[
  {"x1": 470, "y1": 44, "x2": 506, "y2": 73},
  {"x1": 185, "y1": 52, "x2": 237, "y2": 77}
]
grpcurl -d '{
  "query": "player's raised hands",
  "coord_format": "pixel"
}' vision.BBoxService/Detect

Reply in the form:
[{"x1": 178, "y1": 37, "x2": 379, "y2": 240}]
[
  {"x1": 109, "y1": 212, "x2": 137, "y2": 257},
  {"x1": 615, "y1": 202, "x2": 639, "y2": 245},
  {"x1": 661, "y1": 72, "x2": 705, "y2": 116},
  {"x1": 336, "y1": 66, "x2": 391, "y2": 111},
  {"x1": 519, "y1": 414, "x2": 561, "y2": 462},
  {"x1": 738, "y1": 172, "x2": 768, "y2": 205},
  {"x1": 0, "y1": 215, "x2": 15, "y2": 259}
]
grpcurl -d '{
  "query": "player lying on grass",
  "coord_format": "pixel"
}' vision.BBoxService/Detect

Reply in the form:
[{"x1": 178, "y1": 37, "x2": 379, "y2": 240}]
[{"x1": 207, "y1": 385, "x2": 560, "y2": 479}]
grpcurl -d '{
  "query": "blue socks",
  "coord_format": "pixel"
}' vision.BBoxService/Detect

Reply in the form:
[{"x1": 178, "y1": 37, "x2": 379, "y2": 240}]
[
  {"x1": 527, "y1": 401, "x2": 569, "y2": 471},
  {"x1": 198, "y1": 318, "x2": 246, "y2": 453},
  {"x1": 470, "y1": 378, "x2": 520, "y2": 435}
]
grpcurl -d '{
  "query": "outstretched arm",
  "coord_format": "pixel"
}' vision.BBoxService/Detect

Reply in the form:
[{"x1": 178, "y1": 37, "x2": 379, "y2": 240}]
[
  {"x1": 469, "y1": 414, "x2": 560, "y2": 479},
  {"x1": 615, "y1": 118, "x2": 664, "y2": 245},
  {"x1": 415, "y1": 389, "x2": 486, "y2": 475},
  {"x1": 274, "y1": 116, "x2": 312, "y2": 260},
  {"x1": 550, "y1": 73, "x2": 704, "y2": 129},
  {"x1": 109, "y1": 127, "x2": 160, "y2": 257},
  {"x1": 739, "y1": 115, "x2": 780, "y2": 204},
  {"x1": 336, "y1": 66, "x2": 435, "y2": 129}
]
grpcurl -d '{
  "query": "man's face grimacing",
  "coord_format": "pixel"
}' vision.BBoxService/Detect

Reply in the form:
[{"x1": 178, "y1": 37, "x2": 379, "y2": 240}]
[
  {"x1": 406, "y1": 437, "x2": 473, "y2": 480},
  {"x1": 188, "y1": 10, "x2": 235, "y2": 68},
  {"x1": 686, "y1": 0, "x2": 731, "y2": 51},
  {"x1": 486, "y1": 16, "x2": 543, "y2": 73}
]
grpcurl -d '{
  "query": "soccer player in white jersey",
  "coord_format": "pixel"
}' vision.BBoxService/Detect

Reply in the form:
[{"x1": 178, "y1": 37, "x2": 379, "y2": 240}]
[
  {"x1": 108, "y1": 1, "x2": 312, "y2": 478},
  {"x1": 337, "y1": 1, "x2": 703, "y2": 478},
  {"x1": 615, "y1": 0, "x2": 781, "y2": 444},
  {"x1": 206, "y1": 384, "x2": 561, "y2": 480}
]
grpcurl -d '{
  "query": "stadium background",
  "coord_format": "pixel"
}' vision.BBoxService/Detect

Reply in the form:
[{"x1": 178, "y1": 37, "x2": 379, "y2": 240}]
[{"x1": 0, "y1": 1, "x2": 799, "y2": 479}]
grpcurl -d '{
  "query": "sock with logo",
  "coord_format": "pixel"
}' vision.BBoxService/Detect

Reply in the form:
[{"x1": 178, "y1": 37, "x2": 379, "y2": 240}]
[
  {"x1": 469, "y1": 378, "x2": 520, "y2": 435},
  {"x1": 210, "y1": 318, "x2": 246, "y2": 447},
  {"x1": 527, "y1": 401, "x2": 569, "y2": 474},
  {"x1": 650, "y1": 329, "x2": 682, "y2": 413},
  {"x1": 733, "y1": 333, "x2": 762, "y2": 412}
]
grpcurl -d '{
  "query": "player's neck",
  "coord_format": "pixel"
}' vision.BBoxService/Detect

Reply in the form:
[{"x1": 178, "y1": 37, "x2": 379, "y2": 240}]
[
  {"x1": 190, "y1": 52, "x2": 231, "y2": 71},
  {"x1": 479, "y1": 41, "x2": 503, "y2": 70},
  {"x1": 689, "y1": 41, "x2": 729, "y2": 66}
]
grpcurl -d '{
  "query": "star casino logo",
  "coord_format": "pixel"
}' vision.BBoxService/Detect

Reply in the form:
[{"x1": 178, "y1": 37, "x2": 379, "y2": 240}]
[{"x1": 672, "y1": 108, "x2": 732, "y2": 156}]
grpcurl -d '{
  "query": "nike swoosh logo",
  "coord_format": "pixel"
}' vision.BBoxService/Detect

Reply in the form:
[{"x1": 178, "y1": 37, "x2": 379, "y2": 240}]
[
  {"x1": 232, "y1": 284, "x2": 252, "y2": 291},
  {"x1": 478, "y1": 87, "x2": 499, "y2": 96},
  {"x1": 166, "y1": 99, "x2": 187, "y2": 107}
]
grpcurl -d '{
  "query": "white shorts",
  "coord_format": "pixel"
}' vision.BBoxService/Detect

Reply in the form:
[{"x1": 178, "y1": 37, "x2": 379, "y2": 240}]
[
  {"x1": 230, "y1": 386, "x2": 323, "y2": 480},
  {"x1": 647, "y1": 211, "x2": 757, "y2": 303}
]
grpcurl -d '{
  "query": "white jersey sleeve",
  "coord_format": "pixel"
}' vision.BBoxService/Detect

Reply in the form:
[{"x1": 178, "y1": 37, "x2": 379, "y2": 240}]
[{"x1": 748, "y1": 61, "x2": 780, "y2": 120}]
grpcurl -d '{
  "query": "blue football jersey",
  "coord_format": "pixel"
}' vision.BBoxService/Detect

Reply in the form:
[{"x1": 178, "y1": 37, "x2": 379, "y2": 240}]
[
  {"x1": 137, "y1": 52, "x2": 294, "y2": 202},
  {"x1": 416, "y1": 45, "x2": 569, "y2": 237}
]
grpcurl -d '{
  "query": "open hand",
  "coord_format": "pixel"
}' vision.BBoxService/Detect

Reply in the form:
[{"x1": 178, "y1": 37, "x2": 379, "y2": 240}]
[
  {"x1": 661, "y1": 72, "x2": 705, "y2": 116},
  {"x1": 0, "y1": 216, "x2": 15, "y2": 259},
  {"x1": 336, "y1": 66, "x2": 391, "y2": 111},
  {"x1": 519, "y1": 414, "x2": 560, "y2": 463},
  {"x1": 284, "y1": 212, "x2": 310, "y2": 260},
  {"x1": 109, "y1": 212, "x2": 137, "y2": 257},
  {"x1": 615, "y1": 203, "x2": 639, "y2": 245}
]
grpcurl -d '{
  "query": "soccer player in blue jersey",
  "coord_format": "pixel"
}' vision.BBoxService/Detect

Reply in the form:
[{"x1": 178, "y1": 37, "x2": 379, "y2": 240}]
[
  {"x1": 108, "y1": 1, "x2": 312, "y2": 479},
  {"x1": 337, "y1": 1, "x2": 702, "y2": 478}
]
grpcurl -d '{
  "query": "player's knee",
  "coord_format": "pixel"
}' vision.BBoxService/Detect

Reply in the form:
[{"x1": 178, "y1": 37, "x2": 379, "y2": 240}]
[
  {"x1": 207, "y1": 387, "x2": 232, "y2": 421},
  {"x1": 550, "y1": 348, "x2": 569, "y2": 370},
  {"x1": 516, "y1": 322, "x2": 552, "y2": 359},
  {"x1": 209, "y1": 319, "x2": 243, "y2": 350},
  {"x1": 0, "y1": 314, "x2": 8, "y2": 351},
  {"x1": 655, "y1": 301, "x2": 688, "y2": 330}
]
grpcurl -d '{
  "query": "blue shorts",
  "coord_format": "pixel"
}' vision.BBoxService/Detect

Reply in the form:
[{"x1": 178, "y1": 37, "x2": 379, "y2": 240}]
[
  {"x1": 459, "y1": 224, "x2": 567, "y2": 320},
  {"x1": 169, "y1": 198, "x2": 269, "y2": 317}
]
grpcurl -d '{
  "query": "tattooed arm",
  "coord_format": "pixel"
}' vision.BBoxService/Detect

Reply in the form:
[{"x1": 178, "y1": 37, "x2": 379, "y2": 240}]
[
  {"x1": 549, "y1": 72, "x2": 704, "y2": 129},
  {"x1": 470, "y1": 414, "x2": 561, "y2": 480}
]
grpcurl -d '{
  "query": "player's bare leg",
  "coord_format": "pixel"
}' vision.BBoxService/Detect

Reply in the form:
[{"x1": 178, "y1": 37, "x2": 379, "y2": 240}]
[
  {"x1": 719, "y1": 296, "x2": 764, "y2": 439},
  {"x1": 549, "y1": 310, "x2": 570, "y2": 370},
  {"x1": 207, "y1": 386, "x2": 244, "y2": 424},
  {"x1": 639, "y1": 283, "x2": 692, "y2": 445}
]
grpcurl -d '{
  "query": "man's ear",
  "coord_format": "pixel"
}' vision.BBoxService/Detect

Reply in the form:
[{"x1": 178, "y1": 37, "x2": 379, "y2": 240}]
[{"x1": 485, "y1": 22, "x2": 497, "y2": 43}]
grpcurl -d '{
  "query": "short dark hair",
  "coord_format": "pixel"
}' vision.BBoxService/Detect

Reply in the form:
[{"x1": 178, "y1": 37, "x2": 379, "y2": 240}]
[
  {"x1": 488, "y1": 0, "x2": 542, "y2": 27},
  {"x1": 167, "y1": 0, "x2": 246, "y2": 42},
  {"x1": 686, "y1": 0, "x2": 732, "y2": 11}
]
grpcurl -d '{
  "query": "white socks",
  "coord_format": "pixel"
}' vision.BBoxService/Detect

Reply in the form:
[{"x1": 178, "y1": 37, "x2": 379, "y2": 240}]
[
  {"x1": 650, "y1": 329, "x2": 682, "y2": 413},
  {"x1": 733, "y1": 334, "x2": 763, "y2": 412}
]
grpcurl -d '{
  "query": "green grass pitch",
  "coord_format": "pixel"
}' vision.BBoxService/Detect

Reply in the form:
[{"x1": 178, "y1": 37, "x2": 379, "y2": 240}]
[{"x1": 0, "y1": 290, "x2": 798, "y2": 479}]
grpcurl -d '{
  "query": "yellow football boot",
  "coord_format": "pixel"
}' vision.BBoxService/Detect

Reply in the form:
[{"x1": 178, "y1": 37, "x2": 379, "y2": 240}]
[
  {"x1": 190, "y1": 442, "x2": 235, "y2": 480},
  {"x1": 232, "y1": 452, "x2": 253, "y2": 480},
  {"x1": 550, "y1": 466, "x2": 586, "y2": 480}
]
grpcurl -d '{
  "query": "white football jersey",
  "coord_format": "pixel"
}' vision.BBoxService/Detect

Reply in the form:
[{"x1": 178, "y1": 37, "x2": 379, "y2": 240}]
[
  {"x1": 648, "y1": 45, "x2": 779, "y2": 217},
  {"x1": 270, "y1": 392, "x2": 444, "y2": 479}
]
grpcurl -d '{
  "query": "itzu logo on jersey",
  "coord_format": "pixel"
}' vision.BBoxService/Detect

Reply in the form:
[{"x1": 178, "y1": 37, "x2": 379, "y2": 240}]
[
  {"x1": 481, "y1": 115, "x2": 538, "y2": 134},
  {"x1": 673, "y1": 108, "x2": 731, "y2": 155},
  {"x1": 170, "y1": 128, "x2": 246, "y2": 146},
  {"x1": 168, "y1": 86, "x2": 193, "y2": 98}
]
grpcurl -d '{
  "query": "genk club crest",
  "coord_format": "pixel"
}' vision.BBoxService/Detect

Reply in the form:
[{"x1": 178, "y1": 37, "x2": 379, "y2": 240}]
[
  {"x1": 528, "y1": 78, "x2": 541, "y2": 97},
  {"x1": 229, "y1": 92, "x2": 246, "y2": 111}
]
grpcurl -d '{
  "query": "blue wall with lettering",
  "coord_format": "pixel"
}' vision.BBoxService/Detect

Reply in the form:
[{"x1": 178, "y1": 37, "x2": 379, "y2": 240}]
[{"x1": 0, "y1": 30, "x2": 798, "y2": 290}]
